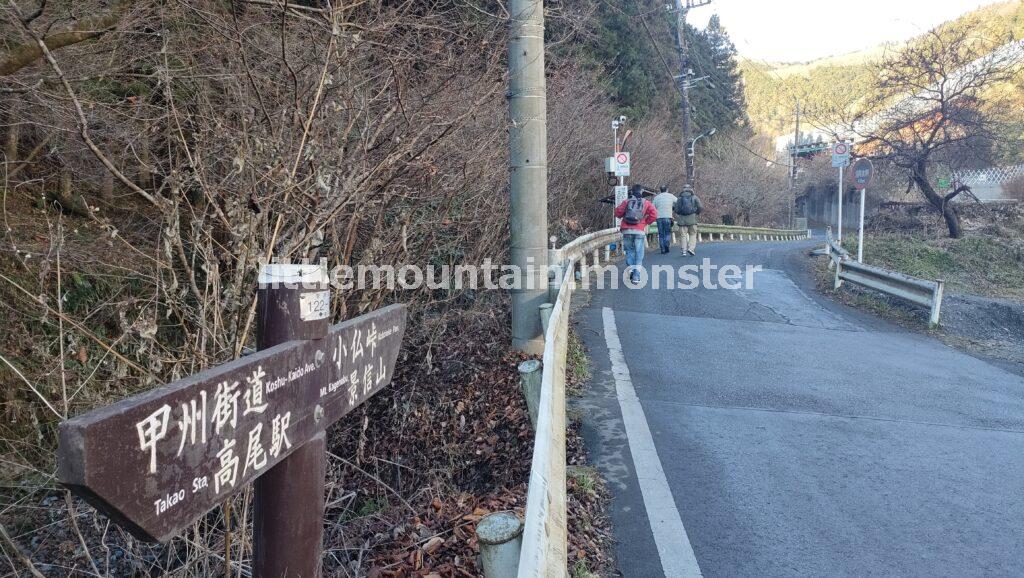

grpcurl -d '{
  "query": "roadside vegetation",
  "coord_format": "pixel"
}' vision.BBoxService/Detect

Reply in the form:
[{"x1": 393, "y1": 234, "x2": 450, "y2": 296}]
[{"x1": 843, "y1": 233, "x2": 1024, "y2": 301}]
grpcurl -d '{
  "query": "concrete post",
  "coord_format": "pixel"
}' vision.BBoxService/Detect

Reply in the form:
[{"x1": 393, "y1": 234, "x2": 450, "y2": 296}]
[
  {"x1": 539, "y1": 303, "x2": 553, "y2": 335},
  {"x1": 477, "y1": 511, "x2": 524, "y2": 578},
  {"x1": 519, "y1": 360, "x2": 542, "y2": 430},
  {"x1": 508, "y1": 0, "x2": 548, "y2": 355}
]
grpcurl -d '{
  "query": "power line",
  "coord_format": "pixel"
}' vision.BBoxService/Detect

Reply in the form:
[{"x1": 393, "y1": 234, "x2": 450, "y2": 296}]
[{"x1": 635, "y1": 8, "x2": 791, "y2": 169}]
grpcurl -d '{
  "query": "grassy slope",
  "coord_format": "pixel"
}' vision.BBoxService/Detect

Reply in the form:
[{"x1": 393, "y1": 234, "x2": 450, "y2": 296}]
[{"x1": 842, "y1": 234, "x2": 1024, "y2": 301}]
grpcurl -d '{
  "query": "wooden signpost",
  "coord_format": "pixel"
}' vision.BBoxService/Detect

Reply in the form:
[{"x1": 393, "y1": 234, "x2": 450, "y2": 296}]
[{"x1": 57, "y1": 264, "x2": 407, "y2": 576}]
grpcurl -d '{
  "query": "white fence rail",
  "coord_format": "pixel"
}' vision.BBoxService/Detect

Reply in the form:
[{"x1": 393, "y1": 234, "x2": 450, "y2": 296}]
[{"x1": 953, "y1": 163, "x2": 1024, "y2": 186}]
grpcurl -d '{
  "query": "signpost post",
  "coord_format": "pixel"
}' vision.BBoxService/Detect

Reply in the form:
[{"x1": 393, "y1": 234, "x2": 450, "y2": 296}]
[
  {"x1": 609, "y1": 118, "x2": 631, "y2": 245},
  {"x1": 849, "y1": 158, "x2": 875, "y2": 263},
  {"x1": 58, "y1": 264, "x2": 407, "y2": 576},
  {"x1": 832, "y1": 142, "x2": 852, "y2": 242},
  {"x1": 613, "y1": 185, "x2": 628, "y2": 228}
]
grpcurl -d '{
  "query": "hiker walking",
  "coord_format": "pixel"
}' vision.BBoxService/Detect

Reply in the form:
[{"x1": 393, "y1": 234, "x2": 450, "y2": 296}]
[
  {"x1": 652, "y1": 185, "x2": 678, "y2": 255},
  {"x1": 615, "y1": 185, "x2": 658, "y2": 284},
  {"x1": 674, "y1": 184, "x2": 703, "y2": 256}
]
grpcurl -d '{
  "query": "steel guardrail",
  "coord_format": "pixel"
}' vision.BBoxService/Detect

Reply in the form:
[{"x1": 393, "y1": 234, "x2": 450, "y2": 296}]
[
  {"x1": 825, "y1": 228, "x2": 945, "y2": 327},
  {"x1": 519, "y1": 228, "x2": 621, "y2": 577},
  {"x1": 517, "y1": 222, "x2": 811, "y2": 575},
  {"x1": 644, "y1": 222, "x2": 811, "y2": 243},
  {"x1": 516, "y1": 219, "x2": 817, "y2": 576}
]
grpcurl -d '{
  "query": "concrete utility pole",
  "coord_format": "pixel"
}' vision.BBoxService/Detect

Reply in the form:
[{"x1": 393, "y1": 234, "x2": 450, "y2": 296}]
[
  {"x1": 674, "y1": 0, "x2": 712, "y2": 186},
  {"x1": 508, "y1": 0, "x2": 549, "y2": 355},
  {"x1": 789, "y1": 102, "x2": 801, "y2": 227}
]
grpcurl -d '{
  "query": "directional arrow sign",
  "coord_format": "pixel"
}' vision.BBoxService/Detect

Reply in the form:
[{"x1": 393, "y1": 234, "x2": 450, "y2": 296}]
[{"x1": 58, "y1": 304, "x2": 406, "y2": 543}]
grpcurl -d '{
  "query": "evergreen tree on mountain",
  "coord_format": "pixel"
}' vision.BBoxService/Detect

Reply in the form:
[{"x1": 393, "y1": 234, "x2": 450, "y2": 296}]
[
  {"x1": 578, "y1": 0, "x2": 676, "y2": 120},
  {"x1": 686, "y1": 15, "x2": 748, "y2": 135},
  {"x1": 566, "y1": 3, "x2": 748, "y2": 129},
  {"x1": 705, "y1": 15, "x2": 748, "y2": 129}
]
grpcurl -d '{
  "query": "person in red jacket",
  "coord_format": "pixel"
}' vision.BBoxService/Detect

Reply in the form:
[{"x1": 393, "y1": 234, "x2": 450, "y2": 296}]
[{"x1": 614, "y1": 185, "x2": 658, "y2": 284}]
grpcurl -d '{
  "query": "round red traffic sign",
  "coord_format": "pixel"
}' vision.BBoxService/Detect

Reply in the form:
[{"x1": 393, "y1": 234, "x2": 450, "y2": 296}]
[
  {"x1": 849, "y1": 158, "x2": 874, "y2": 188},
  {"x1": 833, "y1": 142, "x2": 849, "y2": 156},
  {"x1": 616, "y1": 153, "x2": 629, "y2": 164}
]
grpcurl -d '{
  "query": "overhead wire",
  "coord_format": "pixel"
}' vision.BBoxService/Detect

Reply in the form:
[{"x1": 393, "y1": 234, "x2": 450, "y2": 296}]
[{"x1": 633, "y1": 7, "x2": 794, "y2": 168}]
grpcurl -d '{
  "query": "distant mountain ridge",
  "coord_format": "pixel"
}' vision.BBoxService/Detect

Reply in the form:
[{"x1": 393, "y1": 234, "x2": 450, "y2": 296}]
[
  {"x1": 742, "y1": 0, "x2": 1024, "y2": 135},
  {"x1": 766, "y1": 43, "x2": 902, "y2": 78}
]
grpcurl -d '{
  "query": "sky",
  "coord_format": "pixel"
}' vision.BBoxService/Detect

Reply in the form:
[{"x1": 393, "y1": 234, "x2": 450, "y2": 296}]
[{"x1": 690, "y1": 0, "x2": 1002, "y2": 63}]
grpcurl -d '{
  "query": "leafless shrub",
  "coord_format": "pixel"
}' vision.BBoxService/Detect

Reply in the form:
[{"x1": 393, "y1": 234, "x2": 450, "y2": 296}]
[
  {"x1": 696, "y1": 134, "x2": 790, "y2": 226},
  {"x1": 1004, "y1": 173, "x2": 1024, "y2": 202},
  {"x1": 0, "y1": 0, "x2": 620, "y2": 574}
]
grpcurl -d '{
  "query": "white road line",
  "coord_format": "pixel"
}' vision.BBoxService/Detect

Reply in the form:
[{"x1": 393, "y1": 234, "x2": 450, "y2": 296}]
[{"x1": 602, "y1": 307, "x2": 702, "y2": 578}]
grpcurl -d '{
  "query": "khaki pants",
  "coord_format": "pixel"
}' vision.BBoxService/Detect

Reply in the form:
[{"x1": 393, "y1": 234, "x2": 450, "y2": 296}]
[{"x1": 680, "y1": 225, "x2": 698, "y2": 253}]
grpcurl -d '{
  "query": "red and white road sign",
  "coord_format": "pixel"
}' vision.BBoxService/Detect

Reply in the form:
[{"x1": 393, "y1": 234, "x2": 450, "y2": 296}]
[
  {"x1": 614, "y1": 152, "x2": 631, "y2": 177},
  {"x1": 832, "y1": 142, "x2": 851, "y2": 168}
]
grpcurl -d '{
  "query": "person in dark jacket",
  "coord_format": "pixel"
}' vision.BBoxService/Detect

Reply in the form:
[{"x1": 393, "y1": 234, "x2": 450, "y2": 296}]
[
  {"x1": 674, "y1": 184, "x2": 704, "y2": 256},
  {"x1": 615, "y1": 185, "x2": 658, "y2": 284}
]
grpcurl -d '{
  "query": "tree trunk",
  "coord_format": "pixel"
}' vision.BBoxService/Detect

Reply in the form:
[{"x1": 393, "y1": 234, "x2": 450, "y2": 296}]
[
  {"x1": 52, "y1": 166, "x2": 90, "y2": 216},
  {"x1": 913, "y1": 164, "x2": 962, "y2": 238},
  {"x1": 3, "y1": 102, "x2": 17, "y2": 165},
  {"x1": 0, "y1": 4, "x2": 129, "y2": 77},
  {"x1": 100, "y1": 169, "x2": 114, "y2": 202},
  {"x1": 138, "y1": 121, "x2": 152, "y2": 189}
]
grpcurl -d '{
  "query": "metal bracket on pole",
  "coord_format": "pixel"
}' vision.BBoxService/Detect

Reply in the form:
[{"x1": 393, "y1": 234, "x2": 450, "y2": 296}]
[{"x1": 930, "y1": 280, "x2": 946, "y2": 328}]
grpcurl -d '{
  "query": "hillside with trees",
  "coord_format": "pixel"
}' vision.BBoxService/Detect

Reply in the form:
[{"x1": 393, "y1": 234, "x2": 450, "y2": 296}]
[{"x1": 741, "y1": 0, "x2": 1024, "y2": 136}]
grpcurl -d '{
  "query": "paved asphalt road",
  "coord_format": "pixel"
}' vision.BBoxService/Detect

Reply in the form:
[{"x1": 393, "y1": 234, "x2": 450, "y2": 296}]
[{"x1": 574, "y1": 238, "x2": 1024, "y2": 577}]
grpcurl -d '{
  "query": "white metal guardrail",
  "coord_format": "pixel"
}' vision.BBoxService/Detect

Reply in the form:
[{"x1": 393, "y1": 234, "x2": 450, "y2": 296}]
[
  {"x1": 508, "y1": 223, "x2": 812, "y2": 577},
  {"x1": 825, "y1": 228, "x2": 945, "y2": 327},
  {"x1": 518, "y1": 227, "x2": 620, "y2": 577},
  {"x1": 645, "y1": 222, "x2": 811, "y2": 245}
]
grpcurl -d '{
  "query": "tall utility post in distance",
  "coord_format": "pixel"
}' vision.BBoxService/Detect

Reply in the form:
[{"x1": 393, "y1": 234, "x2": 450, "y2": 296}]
[
  {"x1": 790, "y1": 102, "x2": 801, "y2": 227},
  {"x1": 508, "y1": 0, "x2": 549, "y2": 355},
  {"x1": 674, "y1": 0, "x2": 712, "y2": 186}
]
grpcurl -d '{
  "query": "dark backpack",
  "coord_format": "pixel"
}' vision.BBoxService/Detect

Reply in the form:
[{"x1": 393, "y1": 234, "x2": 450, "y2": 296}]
[
  {"x1": 675, "y1": 194, "x2": 697, "y2": 216},
  {"x1": 623, "y1": 198, "x2": 645, "y2": 225}
]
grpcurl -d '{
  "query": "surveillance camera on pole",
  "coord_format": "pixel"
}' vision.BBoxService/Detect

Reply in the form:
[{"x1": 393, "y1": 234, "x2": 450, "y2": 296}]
[{"x1": 608, "y1": 116, "x2": 631, "y2": 228}]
